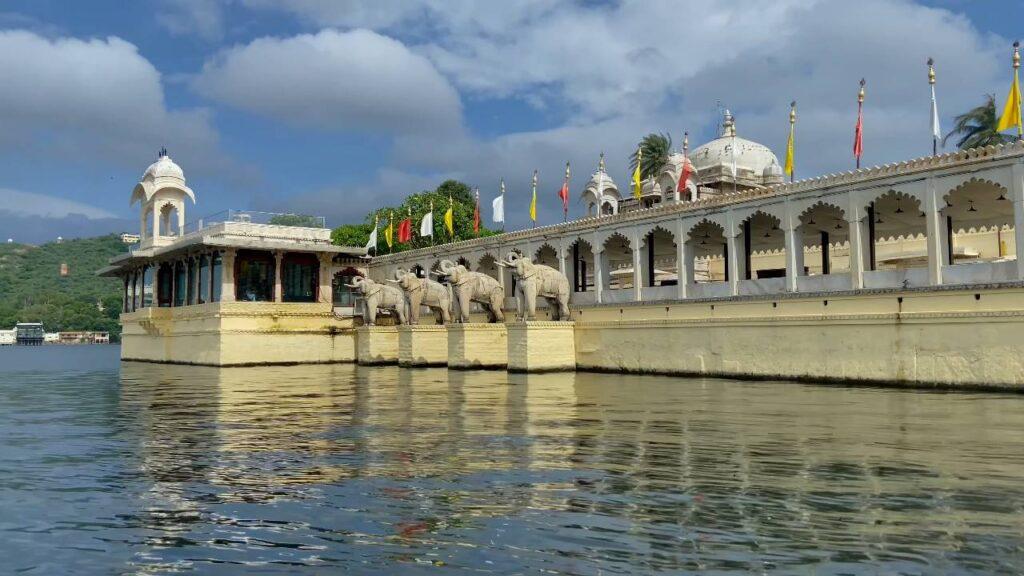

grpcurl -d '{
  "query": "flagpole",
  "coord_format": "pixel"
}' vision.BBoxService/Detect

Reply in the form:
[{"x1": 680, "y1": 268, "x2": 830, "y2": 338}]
[
  {"x1": 563, "y1": 161, "x2": 570, "y2": 223},
  {"x1": 788, "y1": 102, "x2": 796, "y2": 183},
  {"x1": 929, "y1": 58, "x2": 938, "y2": 155},
  {"x1": 1015, "y1": 41, "x2": 1022, "y2": 141},
  {"x1": 430, "y1": 200, "x2": 434, "y2": 246},
  {"x1": 531, "y1": 170, "x2": 538, "y2": 229},
  {"x1": 856, "y1": 79, "x2": 865, "y2": 169},
  {"x1": 500, "y1": 178, "x2": 506, "y2": 233}
]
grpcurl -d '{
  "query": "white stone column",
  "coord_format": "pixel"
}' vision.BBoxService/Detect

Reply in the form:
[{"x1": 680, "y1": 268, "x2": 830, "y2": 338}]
[
  {"x1": 177, "y1": 203, "x2": 186, "y2": 237},
  {"x1": 274, "y1": 251, "x2": 284, "y2": 302},
  {"x1": 593, "y1": 247, "x2": 605, "y2": 304},
  {"x1": 139, "y1": 208, "x2": 147, "y2": 241},
  {"x1": 726, "y1": 213, "x2": 742, "y2": 296},
  {"x1": 923, "y1": 180, "x2": 947, "y2": 286},
  {"x1": 557, "y1": 244, "x2": 568, "y2": 276},
  {"x1": 318, "y1": 254, "x2": 333, "y2": 304},
  {"x1": 846, "y1": 197, "x2": 866, "y2": 290},
  {"x1": 221, "y1": 249, "x2": 236, "y2": 302},
  {"x1": 676, "y1": 220, "x2": 690, "y2": 299},
  {"x1": 782, "y1": 203, "x2": 803, "y2": 292},
  {"x1": 631, "y1": 232, "x2": 643, "y2": 302},
  {"x1": 152, "y1": 205, "x2": 161, "y2": 238},
  {"x1": 1012, "y1": 163, "x2": 1024, "y2": 280}
]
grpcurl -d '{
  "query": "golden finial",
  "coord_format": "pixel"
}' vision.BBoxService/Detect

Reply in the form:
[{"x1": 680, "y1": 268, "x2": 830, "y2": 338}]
[
  {"x1": 683, "y1": 132, "x2": 689, "y2": 155},
  {"x1": 858, "y1": 78, "x2": 866, "y2": 103},
  {"x1": 1014, "y1": 41, "x2": 1020, "y2": 70},
  {"x1": 927, "y1": 57, "x2": 935, "y2": 85},
  {"x1": 789, "y1": 101, "x2": 796, "y2": 124},
  {"x1": 599, "y1": 152, "x2": 605, "y2": 172},
  {"x1": 565, "y1": 161, "x2": 571, "y2": 180}
]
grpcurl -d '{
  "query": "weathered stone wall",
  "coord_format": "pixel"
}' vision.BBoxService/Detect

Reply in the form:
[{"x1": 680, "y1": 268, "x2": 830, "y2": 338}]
[
  {"x1": 121, "y1": 302, "x2": 356, "y2": 366},
  {"x1": 573, "y1": 286, "x2": 1024, "y2": 388}
]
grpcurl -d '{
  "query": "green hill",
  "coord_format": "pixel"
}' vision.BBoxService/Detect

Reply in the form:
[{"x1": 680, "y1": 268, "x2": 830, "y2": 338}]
[{"x1": 0, "y1": 235, "x2": 125, "y2": 340}]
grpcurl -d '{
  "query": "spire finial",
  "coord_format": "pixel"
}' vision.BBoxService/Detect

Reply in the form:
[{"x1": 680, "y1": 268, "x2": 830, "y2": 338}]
[
  {"x1": 790, "y1": 101, "x2": 797, "y2": 124},
  {"x1": 927, "y1": 57, "x2": 935, "y2": 85},
  {"x1": 858, "y1": 78, "x2": 866, "y2": 103},
  {"x1": 500, "y1": 178, "x2": 505, "y2": 195},
  {"x1": 565, "y1": 161, "x2": 571, "y2": 180},
  {"x1": 722, "y1": 109, "x2": 736, "y2": 137},
  {"x1": 1014, "y1": 41, "x2": 1020, "y2": 70},
  {"x1": 599, "y1": 151, "x2": 605, "y2": 173},
  {"x1": 157, "y1": 146, "x2": 168, "y2": 159},
  {"x1": 532, "y1": 169, "x2": 538, "y2": 188},
  {"x1": 682, "y1": 131, "x2": 689, "y2": 155}
]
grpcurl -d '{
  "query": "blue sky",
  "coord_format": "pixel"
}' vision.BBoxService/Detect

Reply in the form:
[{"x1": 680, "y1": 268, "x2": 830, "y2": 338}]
[{"x1": 0, "y1": 0, "x2": 1022, "y2": 243}]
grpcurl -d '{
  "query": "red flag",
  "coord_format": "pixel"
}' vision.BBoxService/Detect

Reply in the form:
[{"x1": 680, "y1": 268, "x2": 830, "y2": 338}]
[
  {"x1": 558, "y1": 181, "x2": 569, "y2": 213},
  {"x1": 473, "y1": 189, "x2": 480, "y2": 234},
  {"x1": 853, "y1": 105, "x2": 863, "y2": 163},
  {"x1": 397, "y1": 217, "x2": 412, "y2": 243},
  {"x1": 854, "y1": 78, "x2": 865, "y2": 166},
  {"x1": 676, "y1": 157, "x2": 692, "y2": 201}
]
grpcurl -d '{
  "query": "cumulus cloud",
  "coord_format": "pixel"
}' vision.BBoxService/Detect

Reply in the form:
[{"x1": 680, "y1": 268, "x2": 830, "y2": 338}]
[
  {"x1": 0, "y1": 30, "x2": 224, "y2": 176},
  {"x1": 193, "y1": 29, "x2": 463, "y2": 135}
]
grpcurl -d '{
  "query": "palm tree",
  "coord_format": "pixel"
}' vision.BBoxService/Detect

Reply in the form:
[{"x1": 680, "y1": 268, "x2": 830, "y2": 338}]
[
  {"x1": 629, "y1": 133, "x2": 672, "y2": 180},
  {"x1": 943, "y1": 95, "x2": 1016, "y2": 150}
]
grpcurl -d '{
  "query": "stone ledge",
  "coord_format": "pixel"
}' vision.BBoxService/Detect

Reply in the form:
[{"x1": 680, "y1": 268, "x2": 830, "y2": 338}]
[{"x1": 507, "y1": 321, "x2": 576, "y2": 372}]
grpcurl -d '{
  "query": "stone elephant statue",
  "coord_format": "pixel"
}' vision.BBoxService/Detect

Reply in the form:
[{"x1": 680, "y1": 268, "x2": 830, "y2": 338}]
[
  {"x1": 388, "y1": 268, "x2": 452, "y2": 324},
  {"x1": 346, "y1": 276, "x2": 406, "y2": 325},
  {"x1": 435, "y1": 259, "x2": 504, "y2": 323},
  {"x1": 499, "y1": 252, "x2": 571, "y2": 321}
]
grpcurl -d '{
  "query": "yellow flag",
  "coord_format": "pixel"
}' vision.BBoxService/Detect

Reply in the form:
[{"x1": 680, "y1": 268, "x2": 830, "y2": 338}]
[
  {"x1": 384, "y1": 211, "x2": 393, "y2": 248},
  {"x1": 631, "y1": 146, "x2": 642, "y2": 200},
  {"x1": 997, "y1": 68, "x2": 1022, "y2": 134},
  {"x1": 784, "y1": 122, "x2": 795, "y2": 177},
  {"x1": 529, "y1": 170, "x2": 537, "y2": 222},
  {"x1": 443, "y1": 196, "x2": 454, "y2": 238}
]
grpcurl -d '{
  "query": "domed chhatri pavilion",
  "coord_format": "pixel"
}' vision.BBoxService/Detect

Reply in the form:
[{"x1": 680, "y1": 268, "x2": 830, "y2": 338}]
[{"x1": 101, "y1": 112, "x2": 1024, "y2": 387}]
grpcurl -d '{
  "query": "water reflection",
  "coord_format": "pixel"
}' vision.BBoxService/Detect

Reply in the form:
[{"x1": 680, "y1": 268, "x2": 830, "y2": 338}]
[{"x1": 5, "y1": 355, "x2": 1023, "y2": 574}]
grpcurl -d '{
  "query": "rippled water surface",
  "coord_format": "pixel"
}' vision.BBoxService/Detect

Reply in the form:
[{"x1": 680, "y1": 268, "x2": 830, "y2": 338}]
[{"x1": 2, "y1": 346, "x2": 1024, "y2": 574}]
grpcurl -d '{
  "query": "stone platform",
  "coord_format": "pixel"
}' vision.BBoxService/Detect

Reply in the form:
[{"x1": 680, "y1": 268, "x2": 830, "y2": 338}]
[
  {"x1": 398, "y1": 324, "x2": 448, "y2": 367},
  {"x1": 507, "y1": 321, "x2": 577, "y2": 372},
  {"x1": 448, "y1": 323, "x2": 507, "y2": 369},
  {"x1": 357, "y1": 326, "x2": 399, "y2": 365}
]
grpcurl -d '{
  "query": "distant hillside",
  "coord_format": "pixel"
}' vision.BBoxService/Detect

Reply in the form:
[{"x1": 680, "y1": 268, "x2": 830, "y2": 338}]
[{"x1": 0, "y1": 235, "x2": 125, "y2": 339}]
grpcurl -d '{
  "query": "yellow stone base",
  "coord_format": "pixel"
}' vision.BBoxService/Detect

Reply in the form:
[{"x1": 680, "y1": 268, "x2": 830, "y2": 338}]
[
  {"x1": 120, "y1": 302, "x2": 357, "y2": 366},
  {"x1": 448, "y1": 323, "x2": 507, "y2": 369},
  {"x1": 398, "y1": 324, "x2": 448, "y2": 367},
  {"x1": 507, "y1": 321, "x2": 577, "y2": 372},
  {"x1": 357, "y1": 326, "x2": 399, "y2": 365}
]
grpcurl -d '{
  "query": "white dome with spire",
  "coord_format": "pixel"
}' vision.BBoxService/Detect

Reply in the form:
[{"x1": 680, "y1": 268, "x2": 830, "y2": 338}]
[
  {"x1": 690, "y1": 111, "x2": 780, "y2": 189},
  {"x1": 143, "y1": 154, "x2": 185, "y2": 182}
]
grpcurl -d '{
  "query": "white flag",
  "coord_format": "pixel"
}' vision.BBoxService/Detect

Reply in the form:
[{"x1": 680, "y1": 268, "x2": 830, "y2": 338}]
[
  {"x1": 364, "y1": 225, "x2": 377, "y2": 253},
  {"x1": 930, "y1": 84, "x2": 942, "y2": 142},
  {"x1": 492, "y1": 194, "x2": 504, "y2": 223},
  {"x1": 419, "y1": 210, "x2": 433, "y2": 237}
]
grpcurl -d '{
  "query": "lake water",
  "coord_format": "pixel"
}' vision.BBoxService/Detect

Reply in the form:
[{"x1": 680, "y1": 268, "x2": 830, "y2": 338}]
[{"x1": 2, "y1": 346, "x2": 1023, "y2": 575}]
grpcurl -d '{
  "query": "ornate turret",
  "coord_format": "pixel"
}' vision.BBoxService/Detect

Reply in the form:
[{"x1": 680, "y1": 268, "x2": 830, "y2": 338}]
[
  {"x1": 130, "y1": 150, "x2": 195, "y2": 247},
  {"x1": 581, "y1": 152, "x2": 620, "y2": 217},
  {"x1": 690, "y1": 110, "x2": 782, "y2": 192}
]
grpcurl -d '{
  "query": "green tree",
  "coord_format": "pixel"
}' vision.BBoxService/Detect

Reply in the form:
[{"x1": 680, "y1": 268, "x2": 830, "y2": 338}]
[
  {"x1": 629, "y1": 133, "x2": 673, "y2": 180},
  {"x1": 331, "y1": 179, "x2": 497, "y2": 254},
  {"x1": 268, "y1": 213, "x2": 323, "y2": 227},
  {"x1": 943, "y1": 95, "x2": 1016, "y2": 150}
]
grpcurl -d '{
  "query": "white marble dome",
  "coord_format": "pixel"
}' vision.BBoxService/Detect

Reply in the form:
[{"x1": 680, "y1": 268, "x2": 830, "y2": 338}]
[
  {"x1": 690, "y1": 111, "x2": 780, "y2": 183},
  {"x1": 143, "y1": 154, "x2": 185, "y2": 182}
]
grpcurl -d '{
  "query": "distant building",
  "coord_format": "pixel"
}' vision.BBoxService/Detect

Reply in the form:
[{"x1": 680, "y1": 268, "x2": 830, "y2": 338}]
[
  {"x1": 0, "y1": 329, "x2": 15, "y2": 345},
  {"x1": 121, "y1": 233, "x2": 140, "y2": 244},
  {"x1": 44, "y1": 332, "x2": 60, "y2": 343},
  {"x1": 15, "y1": 323, "x2": 44, "y2": 345},
  {"x1": 58, "y1": 331, "x2": 110, "y2": 344},
  {"x1": 60, "y1": 263, "x2": 69, "y2": 277}
]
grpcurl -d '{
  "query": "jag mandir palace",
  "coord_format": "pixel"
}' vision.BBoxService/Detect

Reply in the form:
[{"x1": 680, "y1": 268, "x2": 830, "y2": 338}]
[{"x1": 101, "y1": 115, "x2": 1024, "y2": 388}]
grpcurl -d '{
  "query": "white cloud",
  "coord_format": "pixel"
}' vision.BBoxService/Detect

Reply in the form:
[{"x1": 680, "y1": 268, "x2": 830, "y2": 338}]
[
  {"x1": 0, "y1": 188, "x2": 116, "y2": 219},
  {"x1": 193, "y1": 29, "x2": 464, "y2": 135},
  {"x1": 0, "y1": 30, "x2": 224, "y2": 177},
  {"x1": 156, "y1": 0, "x2": 227, "y2": 41}
]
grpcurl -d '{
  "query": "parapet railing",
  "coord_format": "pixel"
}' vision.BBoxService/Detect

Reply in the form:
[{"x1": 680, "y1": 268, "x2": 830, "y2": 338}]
[{"x1": 182, "y1": 210, "x2": 326, "y2": 235}]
